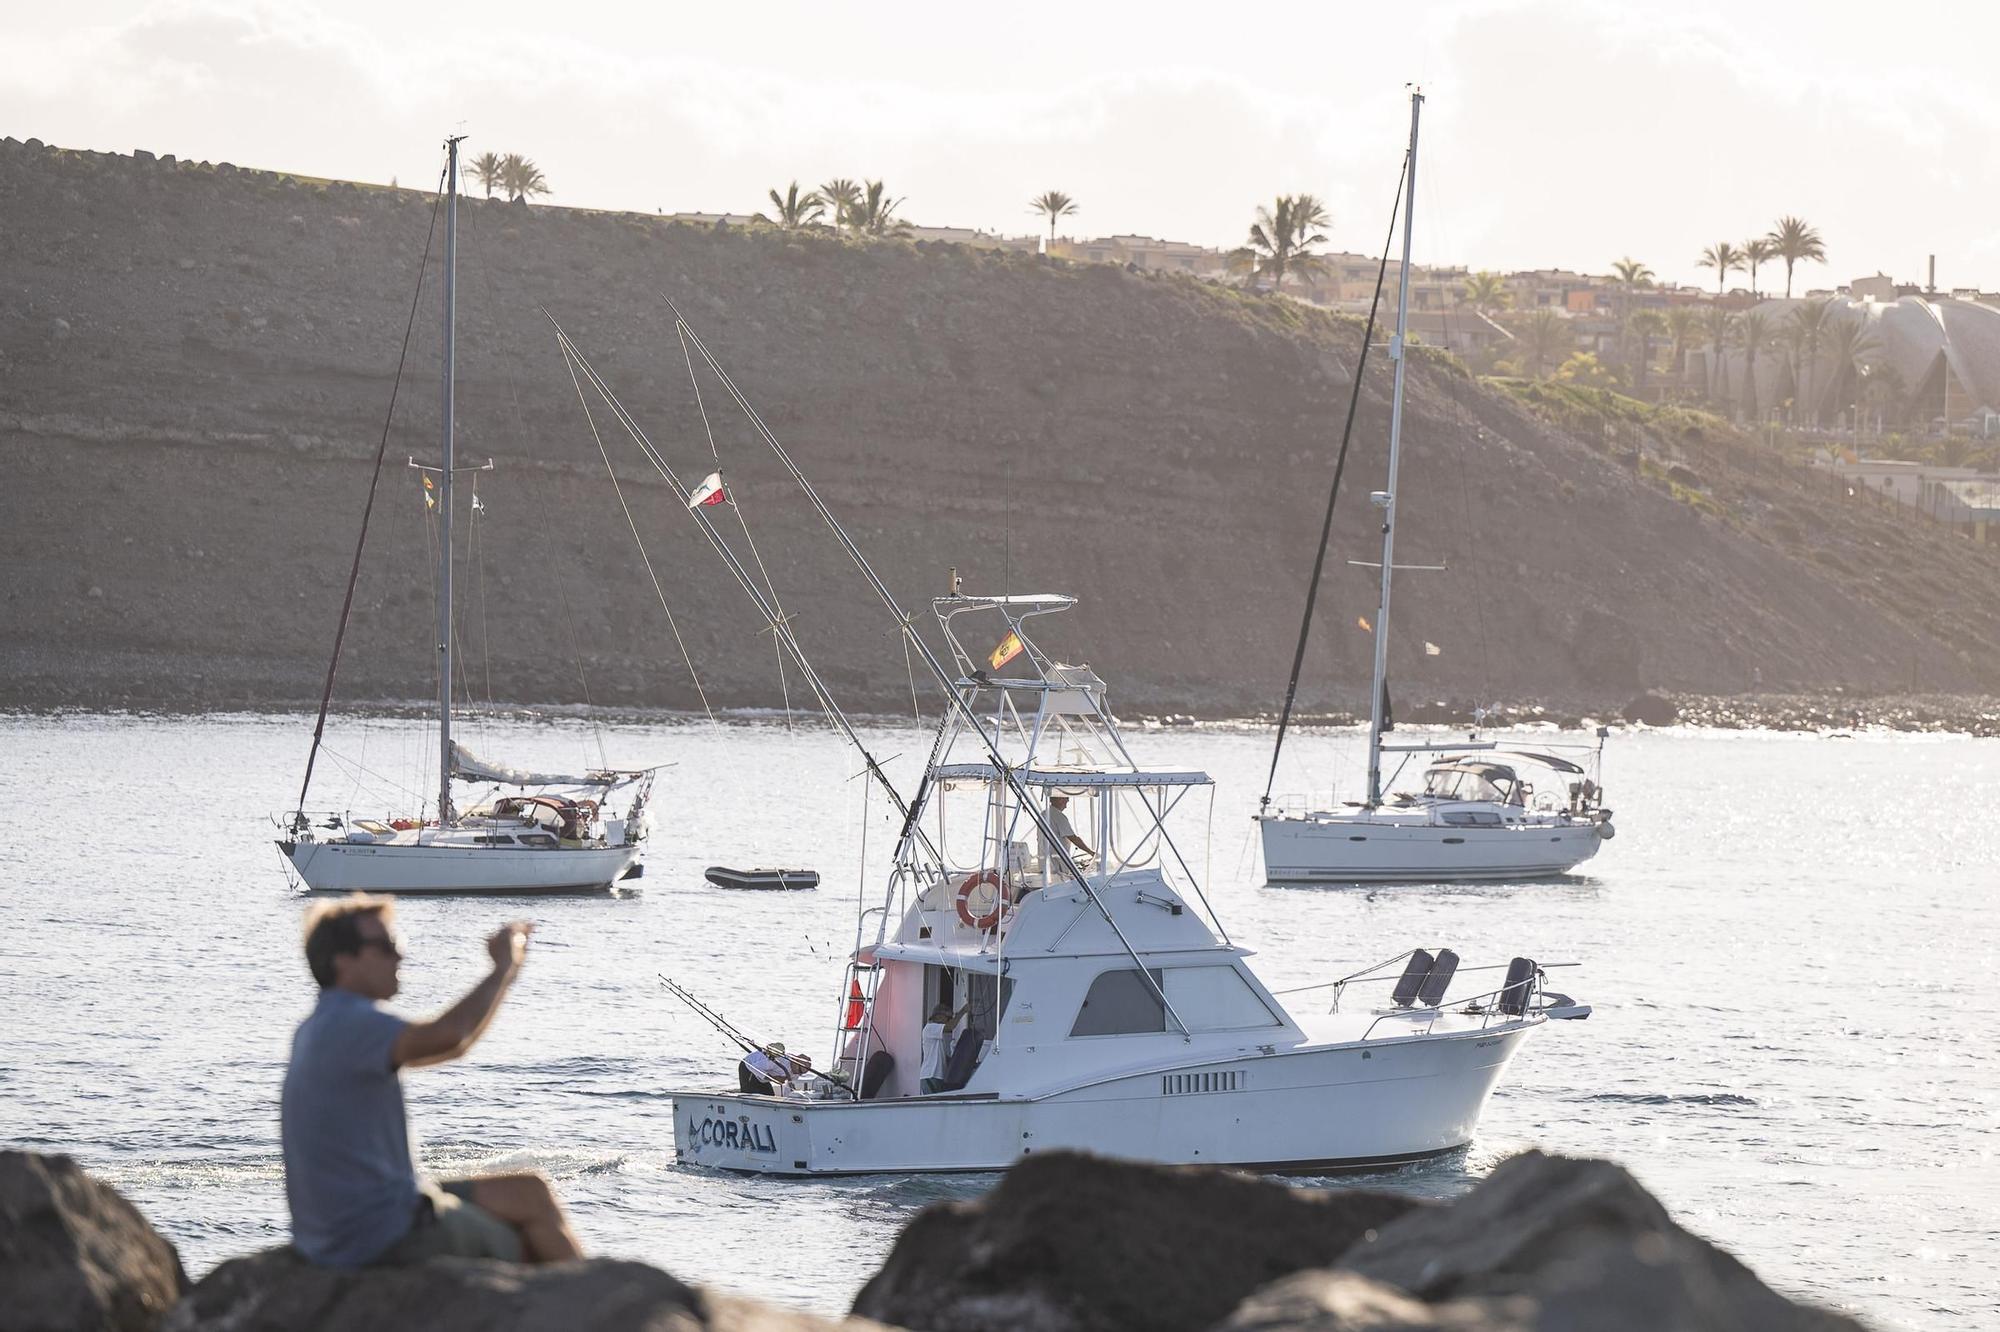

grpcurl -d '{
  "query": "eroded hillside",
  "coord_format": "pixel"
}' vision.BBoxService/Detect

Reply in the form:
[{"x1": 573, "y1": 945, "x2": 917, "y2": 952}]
[{"x1": 5, "y1": 137, "x2": 1999, "y2": 715}]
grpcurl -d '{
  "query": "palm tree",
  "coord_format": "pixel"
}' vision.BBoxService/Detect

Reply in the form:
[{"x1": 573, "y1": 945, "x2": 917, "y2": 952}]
[
  {"x1": 1628, "y1": 309, "x2": 1668, "y2": 390},
  {"x1": 1663, "y1": 306, "x2": 1701, "y2": 386},
  {"x1": 1742, "y1": 238, "x2": 1774, "y2": 298},
  {"x1": 1734, "y1": 310, "x2": 1774, "y2": 421},
  {"x1": 1766, "y1": 216, "x2": 1826, "y2": 299},
  {"x1": 767, "y1": 181, "x2": 825, "y2": 228},
  {"x1": 1697, "y1": 241, "x2": 1744, "y2": 296},
  {"x1": 1237, "y1": 194, "x2": 1332, "y2": 292},
  {"x1": 468, "y1": 151, "x2": 504, "y2": 199},
  {"x1": 1611, "y1": 257, "x2": 1655, "y2": 294},
  {"x1": 1789, "y1": 299, "x2": 1837, "y2": 424},
  {"x1": 819, "y1": 178, "x2": 862, "y2": 232},
  {"x1": 1822, "y1": 316, "x2": 1881, "y2": 426},
  {"x1": 1029, "y1": 190, "x2": 1078, "y2": 247},
  {"x1": 498, "y1": 153, "x2": 549, "y2": 203},
  {"x1": 1461, "y1": 270, "x2": 1511, "y2": 314},
  {"x1": 1515, "y1": 309, "x2": 1573, "y2": 380},
  {"x1": 1699, "y1": 305, "x2": 1735, "y2": 405},
  {"x1": 851, "y1": 180, "x2": 907, "y2": 236}
]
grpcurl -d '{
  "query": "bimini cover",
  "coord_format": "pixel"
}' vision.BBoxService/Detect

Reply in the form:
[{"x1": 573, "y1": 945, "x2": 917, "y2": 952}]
[{"x1": 450, "y1": 741, "x2": 625, "y2": 787}]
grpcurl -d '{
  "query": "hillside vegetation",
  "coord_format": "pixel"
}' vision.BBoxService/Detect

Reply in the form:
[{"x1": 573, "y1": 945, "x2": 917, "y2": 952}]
[{"x1": 5, "y1": 136, "x2": 2000, "y2": 716}]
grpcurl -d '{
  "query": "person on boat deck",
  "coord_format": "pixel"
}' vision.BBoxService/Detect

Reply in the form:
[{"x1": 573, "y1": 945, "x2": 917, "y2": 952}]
[
  {"x1": 920, "y1": 1001, "x2": 971, "y2": 1094},
  {"x1": 738, "y1": 1042, "x2": 809, "y2": 1095},
  {"x1": 1038, "y1": 794, "x2": 1094, "y2": 874},
  {"x1": 281, "y1": 895, "x2": 583, "y2": 1268}
]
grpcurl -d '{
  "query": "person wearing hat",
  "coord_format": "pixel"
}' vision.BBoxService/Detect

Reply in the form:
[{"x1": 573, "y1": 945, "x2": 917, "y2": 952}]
[
  {"x1": 1038, "y1": 793, "x2": 1094, "y2": 877},
  {"x1": 738, "y1": 1042, "x2": 793, "y2": 1094}
]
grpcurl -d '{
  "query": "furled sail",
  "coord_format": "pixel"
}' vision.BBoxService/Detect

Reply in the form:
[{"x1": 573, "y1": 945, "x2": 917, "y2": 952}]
[{"x1": 450, "y1": 741, "x2": 638, "y2": 787}]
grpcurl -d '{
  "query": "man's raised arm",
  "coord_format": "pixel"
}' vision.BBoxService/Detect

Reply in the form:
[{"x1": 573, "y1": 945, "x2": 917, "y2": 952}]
[{"x1": 393, "y1": 923, "x2": 532, "y2": 1069}]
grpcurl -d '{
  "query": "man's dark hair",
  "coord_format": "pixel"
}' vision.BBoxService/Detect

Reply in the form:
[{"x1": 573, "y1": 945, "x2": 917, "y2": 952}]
[{"x1": 302, "y1": 895, "x2": 394, "y2": 988}]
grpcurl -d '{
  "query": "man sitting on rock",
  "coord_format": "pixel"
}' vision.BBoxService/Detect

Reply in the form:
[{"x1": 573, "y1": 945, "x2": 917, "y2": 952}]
[{"x1": 281, "y1": 895, "x2": 583, "y2": 1267}]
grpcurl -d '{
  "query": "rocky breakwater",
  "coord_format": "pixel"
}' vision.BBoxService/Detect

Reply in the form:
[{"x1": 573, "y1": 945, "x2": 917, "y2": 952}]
[{"x1": 5, "y1": 1147, "x2": 1868, "y2": 1331}]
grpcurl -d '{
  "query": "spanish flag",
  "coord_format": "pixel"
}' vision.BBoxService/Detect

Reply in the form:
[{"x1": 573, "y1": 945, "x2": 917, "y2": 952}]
[{"x1": 990, "y1": 631, "x2": 1024, "y2": 671}]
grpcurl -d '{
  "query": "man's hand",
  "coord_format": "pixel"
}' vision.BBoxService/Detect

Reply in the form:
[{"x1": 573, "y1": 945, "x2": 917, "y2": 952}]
[
  {"x1": 487, "y1": 921, "x2": 534, "y2": 973},
  {"x1": 397, "y1": 921, "x2": 533, "y2": 1070}
]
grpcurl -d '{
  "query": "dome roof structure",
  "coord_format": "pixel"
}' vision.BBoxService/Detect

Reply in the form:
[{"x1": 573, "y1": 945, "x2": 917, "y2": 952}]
[{"x1": 1698, "y1": 295, "x2": 2000, "y2": 426}]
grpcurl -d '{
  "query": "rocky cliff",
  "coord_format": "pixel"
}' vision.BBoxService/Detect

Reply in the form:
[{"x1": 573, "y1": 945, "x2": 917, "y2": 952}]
[{"x1": 6, "y1": 137, "x2": 1999, "y2": 715}]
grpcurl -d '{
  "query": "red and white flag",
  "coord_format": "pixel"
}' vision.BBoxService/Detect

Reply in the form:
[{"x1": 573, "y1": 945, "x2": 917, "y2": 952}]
[{"x1": 687, "y1": 472, "x2": 728, "y2": 509}]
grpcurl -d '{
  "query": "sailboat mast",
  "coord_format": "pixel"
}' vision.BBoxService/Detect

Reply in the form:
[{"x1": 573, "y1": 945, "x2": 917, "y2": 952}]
[
  {"x1": 1365, "y1": 91, "x2": 1422, "y2": 808},
  {"x1": 437, "y1": 136, "x2": 460, "y2": 826}
]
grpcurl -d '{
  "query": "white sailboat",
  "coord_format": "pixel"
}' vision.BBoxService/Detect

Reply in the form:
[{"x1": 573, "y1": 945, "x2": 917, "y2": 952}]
[
  {"x1": 1256, "y1": 92, "x2": 1614, "y2": 884},
  {"x1": 534, "y1": 242, "x2": 1589, "y2": 1176},
  {"x1": 276, "y1": 137, "x2": 656, "y2": 896}
]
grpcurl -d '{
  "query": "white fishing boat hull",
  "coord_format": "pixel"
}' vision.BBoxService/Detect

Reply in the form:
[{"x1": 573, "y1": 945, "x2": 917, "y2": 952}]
[
  {"x1": 280, "y1": 839, "x2": 640, "y2": 895},
  {"x1": 672, "y1": 1022, "x2": 1533, "y2": 1176},
  {"x1": 1260, "y1": 814, "x2": 1606, "y2": 883}
]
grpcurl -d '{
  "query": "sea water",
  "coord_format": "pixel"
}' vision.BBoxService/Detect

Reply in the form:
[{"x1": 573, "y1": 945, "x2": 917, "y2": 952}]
[{"x1": 1, "y1": 712, "x2": 1994, "y2": 1329}]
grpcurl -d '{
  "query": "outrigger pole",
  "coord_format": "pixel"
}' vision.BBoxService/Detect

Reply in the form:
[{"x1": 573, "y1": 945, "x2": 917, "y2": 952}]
[
  {"x1": 659, "y1": 298, "x2": 1194, "y2": 1040},
  {"x1": 542, "y1": 315, "x2": 947, "y2": 876}
]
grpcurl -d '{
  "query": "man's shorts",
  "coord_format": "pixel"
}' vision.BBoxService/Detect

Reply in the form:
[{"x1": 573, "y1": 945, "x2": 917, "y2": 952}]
[{"x1": 378, "y1": 1179, "x2": 524, "y2": 1264}]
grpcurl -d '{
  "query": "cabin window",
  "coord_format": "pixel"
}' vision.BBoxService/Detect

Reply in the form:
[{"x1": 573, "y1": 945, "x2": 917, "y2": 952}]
[
  {"x1": 1070, "y1": 965, "x2": 1280, "y2": 1037},
  {"x1": 1162, "y1": 966, "x2": 1282, "y2": 1030},
  {"x1": 1070, "y1": 968, "x2": 1167, "y2": 1036},
  {"x1": 519, "y1": 833, "x2": 558, "y2": 848}
]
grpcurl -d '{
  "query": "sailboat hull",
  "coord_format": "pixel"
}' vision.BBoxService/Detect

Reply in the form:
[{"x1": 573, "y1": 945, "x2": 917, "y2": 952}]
[
  {"x1": 1259, "y1": 815, "x2": 1604, "y2": 883},
  {"x1": 671, "y1": 1023, "x2": 1532, "y2": 1176},
  {"x1": 279, "y1": 840, "x2": 640, "y2": 895}
]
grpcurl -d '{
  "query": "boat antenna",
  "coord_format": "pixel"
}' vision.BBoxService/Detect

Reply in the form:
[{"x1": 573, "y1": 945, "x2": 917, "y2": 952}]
[
  {"x1": 1258, "y1": 152, "x2": 1410, "y2": 814},
  {"x1": 1366, "y1": 89, "x2": 1424, "y2": 809},
  {"x1": 659, "y1": 297, "x2": 1195, "y2": 1038},
  {"x1": 293, "y1": 150, "x2": 450, "y2": 822}
]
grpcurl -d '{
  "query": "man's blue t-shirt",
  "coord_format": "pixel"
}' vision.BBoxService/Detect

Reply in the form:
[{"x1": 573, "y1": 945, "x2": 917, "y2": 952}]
[{"x1": 281, "y1": 988, "x2": 416, "y2": 1266}]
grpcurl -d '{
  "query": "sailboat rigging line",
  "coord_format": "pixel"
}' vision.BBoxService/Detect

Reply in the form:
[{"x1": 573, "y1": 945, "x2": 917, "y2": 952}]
[
  {"x1": 471, "y1": 476, "x2": 496, "y2": 714},
  {"x1": 542, "y1": 313, "x2": 937, "y2": 869},
  {"x1": 1258, "y1": 153, "x2": 1409, "y2": 813},
  {"x1": 557, "y1": 352, "x2": 716, "y2": 721},
  {"x1": 458, "y1": 197, "x2": 615, "y2": 764},
  {"x1": 658, "y1": 296, "x2": 1193, "y2": 1039},
  {"x1": 294, "y1": 156, "x2": 450, "y2": 818}
]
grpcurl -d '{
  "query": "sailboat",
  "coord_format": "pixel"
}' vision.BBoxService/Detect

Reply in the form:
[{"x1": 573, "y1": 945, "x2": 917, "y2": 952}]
[
  {"x1": 276, "y1": 137, "x2": 656, "y2": 895},
  {"x1": 1255, "y1": 92, "x2": 1615, "y2": 884},
  {"x1": 533, "y1": 204, "x2": 1589, "y2": 1176}
]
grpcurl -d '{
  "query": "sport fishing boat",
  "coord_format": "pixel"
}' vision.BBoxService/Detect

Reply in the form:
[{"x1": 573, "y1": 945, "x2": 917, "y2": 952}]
[
  {"x1": 669, "y1": 591, "x2": 1585, "y2": 1175},
  {"x1": 1255, "y1": 90, "x2": 1613, "y2": 884},
  {"x1": 537, "y1": 288, "x2": 1589, "y2": 1176},
  {"x1": 275, "y1": 136, "x2": 656, "y2": 895}
]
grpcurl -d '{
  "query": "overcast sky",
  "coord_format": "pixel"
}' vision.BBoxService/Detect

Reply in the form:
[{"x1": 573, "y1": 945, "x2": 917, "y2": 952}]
[{"x1": 9, "y1": 0, "x2": 1998, "y2": 293}]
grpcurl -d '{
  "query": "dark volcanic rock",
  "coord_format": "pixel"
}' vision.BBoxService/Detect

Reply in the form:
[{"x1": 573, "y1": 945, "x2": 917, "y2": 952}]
[
  {"x1": 162, "y1": 1246, "x2": 865, "y2": 1331},
  {"x1": 849, "y1": 1151, "x2": 1421, "y2": 1332},
  {"x1": 1331, "y1": 1151, "x2": 1865, "y2": 1331},
  {"x1": 0, "y1": 1150, "x2": 187, "y2": 1332},
  {"x1": 1620, "y1": 691, "x2": 1679, "y2": 726}
]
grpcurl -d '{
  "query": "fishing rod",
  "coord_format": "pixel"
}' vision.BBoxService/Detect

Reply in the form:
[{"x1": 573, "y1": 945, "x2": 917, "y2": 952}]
[{"x1": 658, "y1": 976, "x2": 757, "y2": 1053}]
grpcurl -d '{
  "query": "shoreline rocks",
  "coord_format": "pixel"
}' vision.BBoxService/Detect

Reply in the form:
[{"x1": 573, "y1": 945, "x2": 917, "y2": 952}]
[{"x1": 1, "y1": 1148, "x2": 1873, "y2": 1331}]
